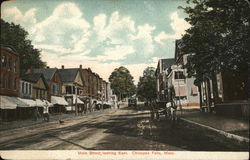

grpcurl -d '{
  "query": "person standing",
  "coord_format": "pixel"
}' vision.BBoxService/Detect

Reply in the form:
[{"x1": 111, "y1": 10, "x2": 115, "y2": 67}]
[{"x1": 43, "y1": 102, "x2": 50, "y2": 122}]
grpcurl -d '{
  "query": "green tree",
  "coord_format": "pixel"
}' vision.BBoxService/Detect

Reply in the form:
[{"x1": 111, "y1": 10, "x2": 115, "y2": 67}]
[
  {"x1": 109, "y1": 66, "x2": 136, "y2": 100},
  {"x1": 1, "y1": 19, "x2": 45, "y2": 76},
  {"x1": 179, "y1": 0, "x2": 250, "y2": 84},
  {"x1": 137, "y1": 67, "x2": 156, "y2": 103}
]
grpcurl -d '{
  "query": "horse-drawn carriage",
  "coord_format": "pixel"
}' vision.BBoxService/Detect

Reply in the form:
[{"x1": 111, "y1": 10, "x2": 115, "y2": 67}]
[{"x1": 150, "y1": 87, "x2": 178, "y2": 122}]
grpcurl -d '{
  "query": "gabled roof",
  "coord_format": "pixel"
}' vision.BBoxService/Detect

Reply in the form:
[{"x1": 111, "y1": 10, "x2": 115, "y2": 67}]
[
  {"x1": 21, "y1": 73, "x2": 48, "y2": 88},
  {"x1": 58, "y1": 68, "x2": 79, "y2": 83},
  {"x1": 161, "y1": 58, "x2": 175, "y2": 71},
  {"x1": 156, "y1": 58, "x2": 175, "y2": 75},
  {"x1": 34, "y1": 68, "x2": 58, "y2": 83}
]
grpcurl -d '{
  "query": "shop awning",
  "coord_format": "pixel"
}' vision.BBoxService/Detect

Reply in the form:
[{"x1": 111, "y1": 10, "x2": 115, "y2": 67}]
[
  {"x1": 0, "y1": 96, "x2": 17, "y2": 109},
  {"x1": 17, "y1": 98, "x2": 37, "y2": 107},
  {"x1": 73, "y1": 97, "x2": 84, "y2": 104},
  {"x1": 51, "y1": 96, "x2": 68, "y2": 106},
  {"x1": 174, "y1": 86, "x2": 187, "y2": 97},
  {"x1": 35, "y1": 99, "x2": 45, "y2": 107}
]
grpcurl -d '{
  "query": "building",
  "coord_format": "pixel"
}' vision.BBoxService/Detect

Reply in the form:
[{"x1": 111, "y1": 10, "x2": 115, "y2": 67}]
[
  {"x1": 33, "y1": 68, "x2": 68, "y2": 113},
  {"x1": 174, "y1": 39, "x2": 199, "y2": 106},
  {"x1": 155, "y1": 58, "x2": 175, "y2": 107},
  {"x1": 0, "y1": 45, "x2": 20, "y2": 121},
  {"x1": 175, "y1": 39, "x2": 249, "y2": 118},
  {"x1": 59, "y1": 66, "x2": 85, "y2": 113}
]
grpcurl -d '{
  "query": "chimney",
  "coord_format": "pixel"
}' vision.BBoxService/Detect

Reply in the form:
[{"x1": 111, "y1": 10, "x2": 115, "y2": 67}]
[
  {"x1": 61, "y1": 65, "x2": 64, "y2": 69},
  {"x1": 79, "y1": 65, "x2": 82, "y2": 69}
]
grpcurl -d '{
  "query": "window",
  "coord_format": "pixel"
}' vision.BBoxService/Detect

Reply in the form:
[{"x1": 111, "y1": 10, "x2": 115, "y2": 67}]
[
  {"x1": 22, "y1": 82, "x2": 25, "y2": 93},
  {"x1": 7, "y1": 76, "x2": 12, "y2": 89},
  {"x1": 14, "y1": 78, "x2": 17, "y2": 90},
  {"x1": 8, "y1": 57, "x2": 12, "y2": 71},
  {"x1": 1, "y1": 76, "x2": 5, "y2": 88},
  {"x1": 36, "y1": 89, "x2": 39, "y2": 98},
  {"x1": 25, "y1": 83, "x2": 28, "y2": 94},
  {"x1": 1, "y1": 55, "x2": 7, "y2": 70},
  {"x1": 40, "y1": 90, "x2": 42, "y2": 99},
  {"x1": 174, "y1": 71, "x2": 185, "y2": 79},
  {"x1": 29, "y1": 84, "x2": 32, "y2": 95},
  {"x1": 14, "y1": 60, "x2": 17, "y2": 72},
  {"x1": 66, "y1": 86, "x2": 72, "y2": 94}
]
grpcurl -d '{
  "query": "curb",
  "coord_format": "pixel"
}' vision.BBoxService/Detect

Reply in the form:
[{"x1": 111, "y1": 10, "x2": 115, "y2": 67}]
[{"x1": 180, "y1": 118, "x2": 249, "y2": 144}]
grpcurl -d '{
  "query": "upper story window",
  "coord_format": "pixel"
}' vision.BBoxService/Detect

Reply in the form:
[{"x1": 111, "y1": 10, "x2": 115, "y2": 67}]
[
  {"x1": 22, "y1": 82, "x2": 25, "y2": 93},
  {"x1": 174, "y1": 71, "x2": 185, "y2": 79},
  {"x1": 29, "y1": 83, "x2": 32, "y2": 95},
  {"x1": 65, "y1": 86, "x2": 72, "y2": 94},
  {"x1": 25, "y1": 83, "x2": 28, "y2": 94},
  {"x1": 8, "y1": 57, "x2": 12, "y2": 71},
  {"x1": 52, "y1": 83, "x2": 60, "y2": 94},
  {"x1": 14, "y1": 60, "x2": 17, "y2": 72},
  {"x1": 1, "y1": 76, "x2": 5, "y2": 88},
  {"x1": 1, "y1": 55, "x2": 7, "y2": 70},
  {"x1": 7, "y1": 76, "x2": 12, "y2": 89},
  {"x1": 14, "y1": 78, "x2": 17, "y2": 90}
]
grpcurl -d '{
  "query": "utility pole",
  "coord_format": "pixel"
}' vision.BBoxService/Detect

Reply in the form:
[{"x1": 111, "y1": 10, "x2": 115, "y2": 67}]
[
  {"x1": 75, "y1": 84, "x2": 78, "y2": 116},
  {"x1": 177, "y1": 65, "x2": 182, "y2": 116}
]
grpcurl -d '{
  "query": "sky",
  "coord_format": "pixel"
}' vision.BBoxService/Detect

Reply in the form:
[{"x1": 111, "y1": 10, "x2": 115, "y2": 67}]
[{"x1": 1, "y1": 0, "x2": 191, "y2": 84}]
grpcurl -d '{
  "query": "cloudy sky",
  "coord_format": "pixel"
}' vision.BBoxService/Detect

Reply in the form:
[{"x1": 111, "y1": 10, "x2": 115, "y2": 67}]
[{"x1": 1, "y1": 0, "x2": 190, "y2": 84}]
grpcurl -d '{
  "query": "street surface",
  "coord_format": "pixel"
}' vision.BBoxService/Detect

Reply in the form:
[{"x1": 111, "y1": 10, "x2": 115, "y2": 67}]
[{"x1": 0, "y1": 104, "x2": 248, "y2": 151}]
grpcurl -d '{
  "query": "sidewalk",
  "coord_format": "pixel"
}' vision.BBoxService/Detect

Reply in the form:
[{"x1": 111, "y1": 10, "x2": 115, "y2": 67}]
[
  {"x1": 0, "y1": 109, "x2": 111, "y2": 132},
  {"x1": 179, "y1": 107, "x2": 249, "y2": 143}
]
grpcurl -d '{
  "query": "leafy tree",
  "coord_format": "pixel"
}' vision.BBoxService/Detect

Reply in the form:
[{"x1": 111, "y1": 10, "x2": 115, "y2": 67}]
[
  {"x1": 1, "y1": 19, "x2": 45, "y2": 76},
  {"x1": 109, "y1": 66, "x2": 136, "y2": 100},
  {"x1": 137, "y1": 67, "x2": 156, "y2": 103},
  {"x1": 179, "y1": 0, "x2": 250, "y2": 84}
]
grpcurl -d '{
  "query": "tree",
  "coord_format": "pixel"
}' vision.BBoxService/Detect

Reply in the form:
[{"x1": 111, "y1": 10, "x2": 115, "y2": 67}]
[
  {"x1": 137, "y1": 67, "x2": 156, "y2": 103},
  {"x1": 109, "y1": 66, "x2": 136, "y2": 100},
  {"x1": 1, "y1": 19, "x2": 45, "y2": 76},
  {"x1": 179, "y1": 0, "x2": 250, "y2": 84}
]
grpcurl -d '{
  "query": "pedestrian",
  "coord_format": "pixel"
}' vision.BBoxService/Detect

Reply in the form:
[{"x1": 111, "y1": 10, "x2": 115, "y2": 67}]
[
  {"x1": 33, "y1": 107, "x2": 38, "y2": 121},
  {"x1": 43, "y1": 102, "x2": 50, "y2": 122}
]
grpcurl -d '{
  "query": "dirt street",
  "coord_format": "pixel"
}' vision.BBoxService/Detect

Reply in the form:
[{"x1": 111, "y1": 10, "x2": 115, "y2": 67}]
[{"x1": 0, "y1": 105, "x2": 248, "y2": 151}]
